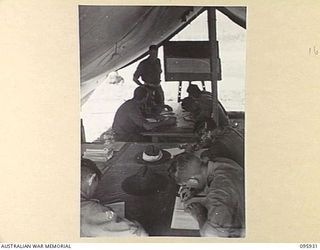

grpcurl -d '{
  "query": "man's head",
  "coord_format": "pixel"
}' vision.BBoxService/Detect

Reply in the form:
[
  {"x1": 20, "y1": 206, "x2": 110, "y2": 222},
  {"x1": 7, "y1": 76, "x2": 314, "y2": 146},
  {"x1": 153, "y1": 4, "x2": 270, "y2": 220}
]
[
  {"x1": 148, "y1": 45, "x2": 158, "y2": 60},
  {"x1": 169, "y1": 153, "x2": 207, "y2": 190},
  {"x1": 181, "y1": 97, "x2": 198, "y2": 113},
  {"x1": 133, "y1": 86, "x2": 149, "y2": 103},
  {"x1": 187, "y1": 84, "x2": 202, "y2": 98},
  {"x1": 81, "y1": 158, "x2": 102, "y2": 199}
]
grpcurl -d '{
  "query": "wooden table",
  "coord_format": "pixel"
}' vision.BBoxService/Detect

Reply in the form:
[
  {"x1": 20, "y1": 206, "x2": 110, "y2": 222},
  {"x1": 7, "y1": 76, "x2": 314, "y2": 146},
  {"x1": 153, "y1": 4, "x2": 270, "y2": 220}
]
[
  {"x1": 141, "y1": 105, "x2": 199, "y2": 143},
  {"x1": 141, "y1": 127, "x2": 197, "y2": 143},
  {"x1": 81, "y1": 142, "x2": 129, "y2": 174},
  {"x1": 93, "y1": 142, "x2": 200, "y2": 237}
]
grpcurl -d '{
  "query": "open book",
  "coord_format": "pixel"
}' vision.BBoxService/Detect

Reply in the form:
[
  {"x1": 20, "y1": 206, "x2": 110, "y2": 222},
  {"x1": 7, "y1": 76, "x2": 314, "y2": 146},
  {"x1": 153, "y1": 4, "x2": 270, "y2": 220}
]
[{"x1": 170, "y1": 197, "x2": 200, "y2": 230}]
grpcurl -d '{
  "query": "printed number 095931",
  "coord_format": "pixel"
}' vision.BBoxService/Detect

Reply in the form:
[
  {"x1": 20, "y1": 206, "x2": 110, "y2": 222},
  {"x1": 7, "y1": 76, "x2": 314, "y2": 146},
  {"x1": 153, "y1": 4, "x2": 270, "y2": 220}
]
[{"x1": 300, "y1": 244, "x2": 317, "y2": 248}]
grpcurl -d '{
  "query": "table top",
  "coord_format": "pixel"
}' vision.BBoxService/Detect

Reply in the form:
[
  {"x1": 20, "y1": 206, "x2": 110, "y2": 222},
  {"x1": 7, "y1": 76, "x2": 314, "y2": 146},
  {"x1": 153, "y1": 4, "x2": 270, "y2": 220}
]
[
  {"x1": 81, "y1": 142, "x2": 128, "y2": 174},
  {"x1": 141, "y1": 127, "x2": 196, "y2": 137},
  {"x1": 93, "y1": 142, "x2": 200, "y2": 237},
  {"x1": 141, "y1": 105, "x2": 198, "y2": 142}
]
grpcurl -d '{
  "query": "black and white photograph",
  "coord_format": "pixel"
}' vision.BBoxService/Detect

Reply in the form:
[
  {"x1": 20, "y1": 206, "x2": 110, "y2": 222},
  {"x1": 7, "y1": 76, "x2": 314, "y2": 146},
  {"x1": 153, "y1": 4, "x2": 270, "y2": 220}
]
[{"x1": 79, "y1": 6, "x2": 246, "y2": 237}]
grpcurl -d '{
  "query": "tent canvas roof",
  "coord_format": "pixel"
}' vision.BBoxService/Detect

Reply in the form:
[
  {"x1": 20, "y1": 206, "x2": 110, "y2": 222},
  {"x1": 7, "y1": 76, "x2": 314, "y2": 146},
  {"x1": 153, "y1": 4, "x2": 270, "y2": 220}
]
[{"x1": 79, "y1": 6, "x2": 246, "y2": 101}]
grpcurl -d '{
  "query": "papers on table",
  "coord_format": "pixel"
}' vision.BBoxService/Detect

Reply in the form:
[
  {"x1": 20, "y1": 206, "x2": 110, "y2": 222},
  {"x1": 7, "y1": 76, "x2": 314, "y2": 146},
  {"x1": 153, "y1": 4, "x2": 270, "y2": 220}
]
[
  {"x1": 146, "y1": 118, "x2": 158, "y2": 123},
  {"x1": 182, "y1": 115, "x2": 195, "y2": 122},
  {"x1": 171, "y1": 197, "x2": 200, "y2": 230},
  {"x1": 160, "y1": 111, "x2": 175, "y2": 116},
  {"x1": 83, "y1": 148, "x2": 113, "y2": 162},
  {"x1": 165, "y1": 147, "x2": 185, "y2": 158}
]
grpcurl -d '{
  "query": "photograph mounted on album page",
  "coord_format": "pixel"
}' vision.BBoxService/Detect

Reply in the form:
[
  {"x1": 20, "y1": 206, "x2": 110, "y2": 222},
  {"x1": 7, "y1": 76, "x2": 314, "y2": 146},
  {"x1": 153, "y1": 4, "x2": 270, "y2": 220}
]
[
  {"x1": 0, "y1": 0, "x2": 320, "y2": 243},
  {"x1": 79, "y1": 5, "x2": 246, "y2": 238}
]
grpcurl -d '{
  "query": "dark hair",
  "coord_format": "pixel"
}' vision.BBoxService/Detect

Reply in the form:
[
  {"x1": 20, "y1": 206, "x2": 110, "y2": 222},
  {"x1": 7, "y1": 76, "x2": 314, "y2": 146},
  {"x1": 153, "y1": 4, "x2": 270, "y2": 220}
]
[
  {"x1": 181, "y1": 97, "x2": 198, "y2": 113},
  {"x1": 149, "y1": 45, "x2": 158, "y2": 51},
  {"x1": 187, "y1": 84, "x2": 201, "y2": 98},
  {"x1": 168, "y1": 153, "x2": 200, "y2": 182},
  {"x1": 81, "y1": 158, "x2": 102, "y2": 182},
  {"x1": 133, "y1": 86, "x2": 148, "y2": 101}
]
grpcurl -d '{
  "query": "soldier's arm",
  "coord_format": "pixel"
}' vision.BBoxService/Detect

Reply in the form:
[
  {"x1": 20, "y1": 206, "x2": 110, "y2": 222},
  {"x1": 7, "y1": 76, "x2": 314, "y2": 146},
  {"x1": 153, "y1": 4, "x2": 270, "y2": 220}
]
[{"x1": 133, "y1": 62, "x2": 143, "y2": 85}]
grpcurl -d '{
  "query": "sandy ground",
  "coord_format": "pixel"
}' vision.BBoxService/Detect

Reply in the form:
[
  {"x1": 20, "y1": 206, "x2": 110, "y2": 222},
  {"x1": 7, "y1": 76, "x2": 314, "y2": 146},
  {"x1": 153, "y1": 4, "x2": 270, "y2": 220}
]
[{"x1": 81, "y1": 11, "x2": 246, "y2": 142}]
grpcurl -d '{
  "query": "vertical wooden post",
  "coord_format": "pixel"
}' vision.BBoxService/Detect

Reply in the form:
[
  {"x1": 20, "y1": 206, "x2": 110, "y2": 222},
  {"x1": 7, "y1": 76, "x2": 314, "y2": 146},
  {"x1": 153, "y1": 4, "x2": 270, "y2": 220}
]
[
  {"x1": 81, "y1": 118, "x2": 86, "y2": 143},
  {"x1": 201, "y1": 81, "x2": 206, "y2": 91},
  {"x1": 177, "y1": 81, "x2": 183, "y2": 102},
  {"x1": 208, "y1": 8, "x2": 219, "y2": 127}
]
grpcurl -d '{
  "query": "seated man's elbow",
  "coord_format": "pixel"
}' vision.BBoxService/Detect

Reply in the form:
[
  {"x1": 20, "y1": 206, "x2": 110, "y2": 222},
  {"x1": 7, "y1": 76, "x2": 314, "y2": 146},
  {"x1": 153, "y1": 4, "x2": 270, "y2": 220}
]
[
  {"x1": 133, "y1": 77, "x2": 142, "y2": 86},
  {"x1": 200, "y1": 222, "x2": 229, "y2": 237},
  {"x1": 200, "y1": 221, "x2": 244, "y2": 238}
]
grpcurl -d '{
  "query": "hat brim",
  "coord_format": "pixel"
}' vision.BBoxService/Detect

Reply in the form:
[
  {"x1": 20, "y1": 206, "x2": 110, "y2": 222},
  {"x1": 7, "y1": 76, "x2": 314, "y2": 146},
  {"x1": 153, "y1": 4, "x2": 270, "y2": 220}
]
[
  {"x1": 121, "y1": 172, "x2": 168, "y2": 196},
  {"x1": 135, "y1": 150, "x2": 171, "y2": 164}
]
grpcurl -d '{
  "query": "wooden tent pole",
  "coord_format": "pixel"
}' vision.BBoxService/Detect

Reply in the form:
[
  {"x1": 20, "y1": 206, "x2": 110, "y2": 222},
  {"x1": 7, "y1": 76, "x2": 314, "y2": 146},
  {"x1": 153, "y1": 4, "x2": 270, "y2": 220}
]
[
  {"x1": 201, "y1": 80, "x2": 206, "y2": 91},
  {"x1": 177, "y1": 81, "x2": 182, "y2": 102},
  {"x1": 81, "y1": 118, "x2": 86, "y2": 143},
  {"x1": 207, "y1": 7, "x2": 219, "y2": 127}
]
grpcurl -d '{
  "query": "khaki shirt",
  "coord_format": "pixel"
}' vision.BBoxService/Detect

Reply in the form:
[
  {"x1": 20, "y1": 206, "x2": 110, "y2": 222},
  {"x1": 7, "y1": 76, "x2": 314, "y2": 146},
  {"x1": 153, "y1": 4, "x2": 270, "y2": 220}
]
[
  {"x1": 112, "y1": 99, "x2": 147, "y2": 135},
  {"x1": 201, "y1": 158, "x2": 245, "y2": 237},
  {"x1": 133, "y1": 57, "x2": 162, "y2": 85},
  {"x1": 81, "y1": 198, "x2": 145, "y2": 237}
]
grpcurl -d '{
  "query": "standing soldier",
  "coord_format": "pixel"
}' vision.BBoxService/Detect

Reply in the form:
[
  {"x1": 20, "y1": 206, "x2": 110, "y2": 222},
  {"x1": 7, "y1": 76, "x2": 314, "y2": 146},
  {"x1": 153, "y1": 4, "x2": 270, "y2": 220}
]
[{"x1": 133, "y1": 45, "x2": 164, "y2": 106}]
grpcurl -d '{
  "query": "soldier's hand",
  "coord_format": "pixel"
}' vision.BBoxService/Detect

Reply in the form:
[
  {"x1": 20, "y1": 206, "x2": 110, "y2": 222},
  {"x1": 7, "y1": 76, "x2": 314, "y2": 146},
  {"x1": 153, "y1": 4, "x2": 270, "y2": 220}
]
[
  {"x1": 179, "y1": 186, "x2": 195, "y2": 202},
  {"x1": 185, "y1": 202, "x2": 208, "y2": 228}
]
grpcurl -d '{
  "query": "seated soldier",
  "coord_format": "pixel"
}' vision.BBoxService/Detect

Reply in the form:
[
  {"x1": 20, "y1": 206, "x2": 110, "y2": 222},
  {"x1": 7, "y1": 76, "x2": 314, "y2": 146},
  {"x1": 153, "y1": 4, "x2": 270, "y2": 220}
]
[
  {"x1": 191, "y1": 118, "x2": 244, "y2": 168},
  {"x1": 184, "y1": 84, "x2": 230, "y2": 128},
  {"x1": 81, "y1": 158, "x2": 147, "y2": 237},
  {"x1": 169, "y1": 153, "x2": 245, "y2": 237},
  {"x1": 200, "y1": 126, "x2": 244, "y2": 168},
  {"x1": 112, "y1": 86, "x2": 175, "y2": 142},
  {"x1": 142, "y1": 86, "x2": 173, "y2": 117}
]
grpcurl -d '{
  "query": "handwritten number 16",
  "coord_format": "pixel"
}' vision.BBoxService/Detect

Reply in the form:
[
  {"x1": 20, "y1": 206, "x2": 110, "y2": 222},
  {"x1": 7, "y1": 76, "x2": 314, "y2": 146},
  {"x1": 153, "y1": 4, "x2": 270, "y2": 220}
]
[{"x1": 309, "y1": 46, "x2": 319, "y2": 55}]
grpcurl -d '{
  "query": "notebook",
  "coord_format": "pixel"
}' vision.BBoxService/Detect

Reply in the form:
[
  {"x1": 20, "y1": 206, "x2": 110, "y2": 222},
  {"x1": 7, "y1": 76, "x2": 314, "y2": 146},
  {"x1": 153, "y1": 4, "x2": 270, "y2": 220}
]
[{"x1": 170, "y1": 197, "x2": 200, "y2": 230}]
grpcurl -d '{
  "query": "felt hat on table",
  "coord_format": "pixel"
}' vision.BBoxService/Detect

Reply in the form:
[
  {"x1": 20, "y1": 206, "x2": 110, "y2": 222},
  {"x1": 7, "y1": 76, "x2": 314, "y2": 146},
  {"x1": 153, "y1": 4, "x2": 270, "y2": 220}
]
[{"x1": 135, "y1": 145, "x2": 171, "y2": 164}]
